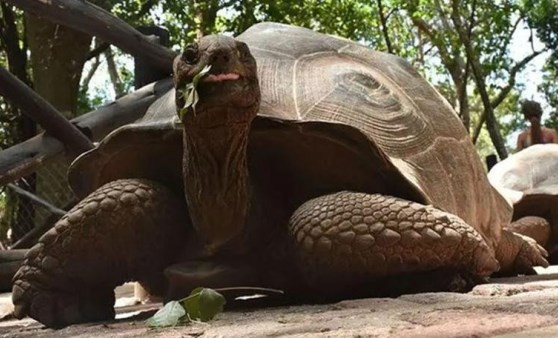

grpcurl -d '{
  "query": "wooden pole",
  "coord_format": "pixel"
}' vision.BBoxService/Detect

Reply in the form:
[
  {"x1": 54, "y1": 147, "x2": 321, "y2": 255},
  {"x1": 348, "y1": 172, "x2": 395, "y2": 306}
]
[
  {"x1": 7, "y1": 184, "x2": 67, "y2": 217},
  {"x1": 0, "y1": 249, "x2": 27, "y2": 291},
  {"x1": 135, "y1": 26, "x2": 171, "y2": 89},
  {"x1": 0, "y1": 65, "x2": 94, "y2": 156},
  {"x1": 0, "y1": 79, "x2": 173, "y2": 186},
  {"x1": 5, "y1": 0, "x2": 176, "y2": 73}
]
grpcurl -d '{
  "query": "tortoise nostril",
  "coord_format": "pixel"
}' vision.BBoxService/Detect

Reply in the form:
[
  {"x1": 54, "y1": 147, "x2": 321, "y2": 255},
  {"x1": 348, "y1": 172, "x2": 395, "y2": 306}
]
[{"x1": 211, "y1": 52, "x2": 230, "y2": 65}]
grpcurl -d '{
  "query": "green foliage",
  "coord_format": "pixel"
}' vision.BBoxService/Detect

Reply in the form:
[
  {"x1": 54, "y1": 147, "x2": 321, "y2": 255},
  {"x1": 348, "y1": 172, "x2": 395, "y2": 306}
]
[
  {"x1": 535, "y1": 57, "x2": 558, "y2": 132},
  {"x1": 3, "y1": 0, "x2": 558, "y2": 172},
  {"x1": 523, "y1": 0, "x2": 558, "y2": 51},
  {"x1": 146, "y1": 287, "x2": 226, "y2": 328},
  {"x1": 522, "y1": 0, "x2": 558, "y2": 131},
  {"x1": 178, "y1": 65, "x2": 212, "y2": 119},
  {"x1": 77, "y1": 87, "x2": 107, "y2": 113},
  {"x1": 0, "y1": 5, "x2": 36, "y2": 244},
  {"x1": 183, "y1": 287, "x2": 226, "y2": 322},
  {"x1": 472, "y1": 87, "x2": 522, "y2": 157},
  {"x1": 146, "y1": 300, "x2": 186, "y2": 327}
]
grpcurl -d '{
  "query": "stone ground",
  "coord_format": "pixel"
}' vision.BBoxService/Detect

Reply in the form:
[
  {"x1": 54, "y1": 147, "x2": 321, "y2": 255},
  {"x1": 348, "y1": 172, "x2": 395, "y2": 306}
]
[{"x1": 1, "y1": 267, "x2": 558, "y2": 337}]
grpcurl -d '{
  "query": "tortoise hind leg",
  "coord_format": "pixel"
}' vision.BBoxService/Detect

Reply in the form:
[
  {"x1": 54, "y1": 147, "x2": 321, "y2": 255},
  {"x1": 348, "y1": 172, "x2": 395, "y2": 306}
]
[
  {"x1": 494, "y1": 216, "x2": 551, "y2": 275},
  {"x1": 288, "y1": 191, "x2": 500, "y2": 298},
  {"x1": 505, "y1": 216, "x2": 551, "y2": 248},
  {"x1": 12, "y1": 179, "x2": 190, "y2": 328},
  {"x1": 494, "y1": 230, "x2": 548, "y2": 276}
]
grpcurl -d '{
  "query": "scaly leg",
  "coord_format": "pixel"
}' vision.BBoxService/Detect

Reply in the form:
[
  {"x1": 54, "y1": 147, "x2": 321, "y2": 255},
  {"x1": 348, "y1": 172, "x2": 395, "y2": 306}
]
[
  {"x1": 495, "y1": 230, "x2": 548, "y2": 276},
  {"x1": 12, "y1": 179, "x2": 190, "y2": 328},
  {"x1": 288, "y1": 191, "x2": 515, "y2": 297},
  {"x1": 505, "y1": 216, "x2": 551, "y2": 248}
]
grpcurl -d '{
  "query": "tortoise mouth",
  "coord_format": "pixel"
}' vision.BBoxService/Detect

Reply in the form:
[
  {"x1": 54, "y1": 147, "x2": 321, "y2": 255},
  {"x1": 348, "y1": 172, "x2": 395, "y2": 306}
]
[
  {"x1": 197, "y1": 72, "x2": 245, "y2": 94},
  {"x1": 195, "y1": 73, "x2": 257, "y2": 108},
  {"x1": 200, "y1": 72, "x2": 240, "y2": 83}
]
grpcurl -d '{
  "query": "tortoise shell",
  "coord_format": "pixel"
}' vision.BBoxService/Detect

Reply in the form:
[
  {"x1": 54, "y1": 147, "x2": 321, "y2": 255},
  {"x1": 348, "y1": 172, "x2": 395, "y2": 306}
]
[
  {"x1": 69, "y1": 22, "x2": 510, "y2": 247},
  {"x1": 489, "y1": 144, "x2": 558, "y2": 220}
]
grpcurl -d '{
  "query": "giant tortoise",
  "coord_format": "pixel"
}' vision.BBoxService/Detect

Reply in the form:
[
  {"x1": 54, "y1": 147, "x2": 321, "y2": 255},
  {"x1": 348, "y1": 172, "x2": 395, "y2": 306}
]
[
  {"x1": 489, "y1": 144, "x2": 558, "y2": 263},
  {"x1": 12, "y1": 22, "x2": 547, "y2": 328}
]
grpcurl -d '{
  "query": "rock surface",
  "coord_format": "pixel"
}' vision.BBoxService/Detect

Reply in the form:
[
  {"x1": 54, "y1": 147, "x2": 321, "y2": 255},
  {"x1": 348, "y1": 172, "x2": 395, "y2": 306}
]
[{"x1": 1, "y1": 267, "x2": 558, "y2": 337}]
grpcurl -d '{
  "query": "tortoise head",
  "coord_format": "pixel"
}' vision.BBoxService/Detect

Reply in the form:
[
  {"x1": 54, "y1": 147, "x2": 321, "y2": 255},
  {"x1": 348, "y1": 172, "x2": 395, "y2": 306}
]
[
  {"x1": 173, "y1": 35, "x2": 260, "y2": 255},
  {"x1": 173, "y1": 35, "x2": 260, "y2": 126}
]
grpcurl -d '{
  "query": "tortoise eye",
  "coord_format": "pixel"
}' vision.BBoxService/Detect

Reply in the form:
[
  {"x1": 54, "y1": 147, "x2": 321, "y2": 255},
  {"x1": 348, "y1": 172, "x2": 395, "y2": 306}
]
[{"x1": 182, "y1": 43, "x2": 199, "y2": 64}]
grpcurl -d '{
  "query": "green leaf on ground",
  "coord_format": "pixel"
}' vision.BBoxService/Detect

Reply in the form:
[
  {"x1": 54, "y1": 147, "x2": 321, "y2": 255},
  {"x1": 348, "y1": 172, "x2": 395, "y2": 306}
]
[
  {"x1": 183, "y1": 287, "x2": 227, "y2": 322},
  {"x1": 146, "y1": 300, "x2": 187, "y2": 327}
]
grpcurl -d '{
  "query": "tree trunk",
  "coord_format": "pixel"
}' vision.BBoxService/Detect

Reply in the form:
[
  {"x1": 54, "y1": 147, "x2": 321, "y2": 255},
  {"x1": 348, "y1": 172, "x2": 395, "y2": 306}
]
[
  {"x1": 24, "y1": 14, "x2": 93, "y2": 245},
  {"x1": 193, "y1": 0, "x2": 220, "y2": 38},
  {"x1": 104, "y1": 46, "x2": 125, "y2": 98},
  {"x1": 25, "y1": 14, "x2": 92, "y2": 118},
  {"x1": 377, "y1": 0, "x2": 395, "y2": 54},
  {"x1": 451, "y1": 0, "x2": 508, "y2": 159}
]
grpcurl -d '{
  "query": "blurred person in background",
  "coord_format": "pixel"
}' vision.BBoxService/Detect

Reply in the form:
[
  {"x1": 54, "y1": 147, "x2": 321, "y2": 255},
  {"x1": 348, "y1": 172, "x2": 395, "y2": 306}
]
[{"x1": 516, "y1": 100, "x2": 558, "y2": 151}]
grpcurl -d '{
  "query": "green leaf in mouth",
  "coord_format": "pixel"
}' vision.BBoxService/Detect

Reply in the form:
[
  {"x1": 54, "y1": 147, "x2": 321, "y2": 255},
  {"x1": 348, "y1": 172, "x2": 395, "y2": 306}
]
[{"x1": 178, "y1": 64, "x2": 212, "y2": 120}]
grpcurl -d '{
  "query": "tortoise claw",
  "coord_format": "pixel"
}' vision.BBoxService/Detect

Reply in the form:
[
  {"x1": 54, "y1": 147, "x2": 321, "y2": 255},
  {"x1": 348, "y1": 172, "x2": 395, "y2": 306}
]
[
  {"x1": 12, "y1": 277, "x2": 115, "y2": 328},
  {"x1": 515, "y1": 234, "x2": 549, "y2": 273}
]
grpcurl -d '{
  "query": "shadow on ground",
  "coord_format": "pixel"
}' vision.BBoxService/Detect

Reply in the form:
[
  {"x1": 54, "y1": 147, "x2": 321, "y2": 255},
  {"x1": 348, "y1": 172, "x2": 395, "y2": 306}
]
[{"x1": 1, "y1": 267, "x2": 558, "y2": 337}]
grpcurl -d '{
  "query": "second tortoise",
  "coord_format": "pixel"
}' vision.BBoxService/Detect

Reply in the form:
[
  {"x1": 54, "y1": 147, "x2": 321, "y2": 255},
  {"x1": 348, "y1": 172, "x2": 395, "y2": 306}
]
[{"x1": 489, "y1": 144, "x2": 558, "y2": 263}]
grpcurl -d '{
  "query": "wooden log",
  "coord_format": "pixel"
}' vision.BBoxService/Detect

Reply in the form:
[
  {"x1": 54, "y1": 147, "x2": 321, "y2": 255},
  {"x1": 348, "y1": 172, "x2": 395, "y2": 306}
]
[
  {"x1": 5, "y1": 0, "x2": 177, "y2": 73},
  {"x1": 7, "y1": 183, "x2": 67, "y2": 217},
  {"x1": 0, "y1": 249, "x2": 28, "y2": 261},
  {"x1": 135, "y1": 26, "x2": 171, "y2": 89},
  {"x1": 76, "y1": 79, "x2": 173, "y2": 140},
  {"x1": 0, "y1": 79, "x2": 173, "y2": 187},
  {"x1": 0, "y1": 249, "x2": 27, "y2": 292},
  {"x1": 0, "y1": 65, "x2": 94, "y2": 157}
]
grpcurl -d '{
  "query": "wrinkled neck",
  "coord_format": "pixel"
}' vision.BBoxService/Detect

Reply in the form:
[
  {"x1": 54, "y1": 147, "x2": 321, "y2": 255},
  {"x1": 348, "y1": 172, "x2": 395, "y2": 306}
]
[{"x1": 182, "y1": 108, "x2": 252, "y2": 254}]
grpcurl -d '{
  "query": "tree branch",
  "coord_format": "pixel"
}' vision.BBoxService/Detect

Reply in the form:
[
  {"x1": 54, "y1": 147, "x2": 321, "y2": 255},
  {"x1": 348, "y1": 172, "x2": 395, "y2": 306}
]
[
  {"x1": 472, "y1": 49, "x2": 546, "y2": 143},
  {"x1": 105, "y1": 46, "x2": 125, "y2": 98},
  {"x1": 0, "y1": 2, "x2": 32, "y2": 85},
  {"x1": 376, "y1": 0, "x2": 394, "y2": 54},
  {"x1": 457, "y1": 0, "x2": 475, "y2": 132},
  {"x1": 81, "y1": 56, "x2": 101, "y2": 91},
  {"x1": 5, "y1": 0, "x2": 176, "y2": 73},
  {"x1": 0, "y1": 65, "x2": 94, "y2": 156},
  {"x1": 434, "y1": 0, "x2": 455, "y2": 33},
  {"x1": 494, "y1": 16, "x2": 523, "y2": 64},
  {"x1": 85, "y1": 0, "x2": 159, "y2": 62},
  {"x1": 510, "y1": 16, "x2": 522, "y2": 40},
  {"x1": 451, "y1": 0, "x2": 508, "y2": 159},
  {"x1": 411, "y1": 17, "x2": 458, "y2": 75},
  {"x1": 0, "y1": 79, "x2": 173, "y2": 186},
  {"x1": 7, "y1": 183, "x2": 66, "y2": 216},
  {"x1": 86, "y1": 41, "x2": 110, "y2": 61},
  {"x1": 136, "y1": 0, "x2": 158, "y2": 19}
]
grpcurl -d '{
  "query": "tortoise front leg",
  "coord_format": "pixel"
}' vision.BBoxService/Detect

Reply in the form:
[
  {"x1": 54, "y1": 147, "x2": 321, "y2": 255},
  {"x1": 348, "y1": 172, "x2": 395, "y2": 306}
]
[
  {"x1": 288, "y1": 191, "x2": 501, "y2": 297},
  {"x1": 12, "y1": 179, "x2": 190, "y2": 328}
]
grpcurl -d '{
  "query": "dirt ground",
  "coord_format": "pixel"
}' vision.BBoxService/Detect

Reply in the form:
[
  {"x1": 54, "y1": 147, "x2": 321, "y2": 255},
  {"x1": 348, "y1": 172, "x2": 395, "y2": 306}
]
[{"x1": 1, "y1": 267, "x2": 558, "y2": 337}]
